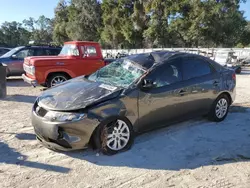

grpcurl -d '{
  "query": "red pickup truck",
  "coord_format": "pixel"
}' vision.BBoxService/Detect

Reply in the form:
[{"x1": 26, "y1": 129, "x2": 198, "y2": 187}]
[{"x1": 22, "y1": 41, "x2": 113, "y2": 87}]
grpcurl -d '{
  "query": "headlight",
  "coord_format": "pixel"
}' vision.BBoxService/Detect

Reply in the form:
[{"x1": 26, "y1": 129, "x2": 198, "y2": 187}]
[
  {"x1": 30, "y1": 66, "x2": 35, "y2": 75},
  {"x1": 44, "y1": 111, "x2": 85, "y2": 122}
]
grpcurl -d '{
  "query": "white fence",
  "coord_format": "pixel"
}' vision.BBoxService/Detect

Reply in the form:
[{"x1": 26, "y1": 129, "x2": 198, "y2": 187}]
[{"x1": 102, "y1": 48, "x2": 250, "y2": 60}]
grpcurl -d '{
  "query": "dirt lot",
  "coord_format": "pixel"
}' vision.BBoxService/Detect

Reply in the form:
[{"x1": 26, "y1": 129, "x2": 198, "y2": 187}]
[{"x1": 1, "y1": 69, "x2": 250, "y2": 188}]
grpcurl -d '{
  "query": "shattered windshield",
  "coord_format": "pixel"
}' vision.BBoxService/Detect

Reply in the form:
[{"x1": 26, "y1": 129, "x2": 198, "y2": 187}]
[
  {"x1": 88, "y1": 58, "x2": 146, "y2": 88},
  {"x1": 59, "y1": 44, "x2": 79, "y2": 56}
]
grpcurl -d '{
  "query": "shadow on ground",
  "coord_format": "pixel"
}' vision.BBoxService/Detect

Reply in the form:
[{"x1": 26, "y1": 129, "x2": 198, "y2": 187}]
[
  {"x1": 64, "y1": 105, "x2": 250, "y2": 171},
  {"x1": 15, "y1": 133, "x2": 36, "y2": 140},
  {"x1": 0, "y1": 141, "x2": 70, "y2": 173},
  {"x1": 6, "y1": 78, "x2": 31, "y2": 87},
  {"x1": 2, "y1": 94, "x2": 37, "y2": 103},
  {"x1": 0, "y1": 132, "x2": 36, "y2": 141}
]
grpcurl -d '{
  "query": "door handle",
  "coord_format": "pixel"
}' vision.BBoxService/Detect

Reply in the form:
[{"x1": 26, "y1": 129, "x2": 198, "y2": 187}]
[{"x1": 178, "y1": 89, "x2": 187, "y2": 96}]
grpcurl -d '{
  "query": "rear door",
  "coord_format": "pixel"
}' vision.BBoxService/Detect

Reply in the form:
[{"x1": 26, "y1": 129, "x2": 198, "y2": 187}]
[{"x1": 180, "y1": 56, "x2": 220, "y2": 116}]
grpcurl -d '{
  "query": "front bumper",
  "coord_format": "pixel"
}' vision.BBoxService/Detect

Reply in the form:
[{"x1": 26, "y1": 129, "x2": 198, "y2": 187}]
[
  {"x1": 32, "y1": 105, "x2": 99, "y2": 151},
  {"x1": 22, "y1": 74, "x2": 38, "y2": 87}
]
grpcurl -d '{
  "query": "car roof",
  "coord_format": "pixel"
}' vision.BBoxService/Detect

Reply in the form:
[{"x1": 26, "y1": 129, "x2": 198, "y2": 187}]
[
  {"x1": 125, "y1": 50, "x2": 222, "y2": 71},
  {"x1": 125, "y1": 51, "x2": 192, "y2": 69},
  {"x1": 9, "y1": 45, "x2": 61, "y2": 49}
]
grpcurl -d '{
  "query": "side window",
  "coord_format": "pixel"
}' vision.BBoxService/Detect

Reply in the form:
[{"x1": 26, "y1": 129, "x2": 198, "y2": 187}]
[
  {"x1": 44, "y1": 49, "x2": 61, "y2": 55},
  {"x1": 15, "y1": 49, "x2": 35, "y2": 59},
  {"x1": 44, "y1": 49, "x2": 52, "y2": 55},
  {"x1": 182, "y1": 58, "x2": 212, "y2": 80},
  {"x1": 34, "y1": 48, "x2": 45, "y2": 56},
  {"x1": 82, "y1": 46, "x2": 97, "y2": 57},
  {"x1": 53, "y1": 49, "x2": 61, "y2": 55},
  {"x1": 148, "y1": 60, "x2": 182, "y2": 88}
]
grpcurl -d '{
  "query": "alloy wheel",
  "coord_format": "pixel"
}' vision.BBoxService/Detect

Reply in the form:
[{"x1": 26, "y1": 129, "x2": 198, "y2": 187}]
[
  {"x1": 215, "y1": 98, "x2": 228, "y2": 119},
  {"x1": 51, "y1": 76, "x2": 67, "y2": 87},
  {"x1": 106, "y1": 120, "x2": 130, "y2": 151}
]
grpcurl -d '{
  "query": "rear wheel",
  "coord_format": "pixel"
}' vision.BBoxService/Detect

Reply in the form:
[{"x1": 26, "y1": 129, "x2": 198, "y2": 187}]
[
  {"x1": 94, "y1": 118, "x2": 134, "y2": 155},
  {"x1": 46, "y1": 73, "x2": 69, "y2": 88},
  {"x1": 208, "y1": 94, "x2": 230, "y2": 122},
  {"x1": 235, "y1": 67, "x2": 242, "y2": 74}
]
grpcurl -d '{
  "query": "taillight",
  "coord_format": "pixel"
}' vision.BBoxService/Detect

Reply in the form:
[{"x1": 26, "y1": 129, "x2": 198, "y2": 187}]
[{"x1": 232, "y1": 73, "x2": 236, "y2": 80}]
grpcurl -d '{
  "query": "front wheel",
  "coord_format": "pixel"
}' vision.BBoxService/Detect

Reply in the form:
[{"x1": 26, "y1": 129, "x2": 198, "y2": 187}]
[
  {"x1": 208, "y1": 95, "x2": 230, "y2": 122},
  {"x1": 94, "y1": 118, "x2": 134, "y2": 155},
  {"x1": 46, "y1": 73, "x2": 69, "y2": 88}
]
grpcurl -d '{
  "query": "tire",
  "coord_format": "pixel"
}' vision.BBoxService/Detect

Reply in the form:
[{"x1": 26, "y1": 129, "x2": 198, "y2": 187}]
[
  {"x1": 235, "y1": 67, "x2": 241, "y2": 74},
  {"x1": 94, "y1": 117, "x2": 135, "y2": 155},
  {"x1": 208, "y1": 94, "x2": 230, "y2": 122},
  {"x1": 46, "y1": 73, "x2": 69, "y2": 88}
]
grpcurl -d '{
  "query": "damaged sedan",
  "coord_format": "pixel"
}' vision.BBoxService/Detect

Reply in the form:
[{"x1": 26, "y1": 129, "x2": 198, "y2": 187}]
[{"x1": 32, "y1": 51, "x2": 236, "y2": 155}]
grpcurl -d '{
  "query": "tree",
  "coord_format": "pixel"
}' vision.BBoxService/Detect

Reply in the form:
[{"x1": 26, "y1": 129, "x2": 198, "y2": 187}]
[
  {"x1": 239, "y1": 21, "x2": 250, "y2": 46},
  {"x1": 66, "y1": 0, "x2": 102, "y2": 41},
  {"x1": 167, "y1": 0, "x2": 247, "y2": 47},
  {"x1": 0, "y1": 21, "x2": 30, "y2": 47},
  {"x1": 143, "y1": 0, "x2": 173, "y2": 47},
  {"x1": 53, "y1": 0, "x2": 71, "y2": 44},
  {"x1": 101, "y1": 0, "x2": 123, "y2": 48},
  {"x1": 23, "y1": 16, "x2": 54, "y2": 44}
]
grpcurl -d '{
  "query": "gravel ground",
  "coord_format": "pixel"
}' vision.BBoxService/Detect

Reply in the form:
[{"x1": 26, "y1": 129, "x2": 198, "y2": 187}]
[{"x1": 1, "y1": 68, "x2": 250, "y2": 188}]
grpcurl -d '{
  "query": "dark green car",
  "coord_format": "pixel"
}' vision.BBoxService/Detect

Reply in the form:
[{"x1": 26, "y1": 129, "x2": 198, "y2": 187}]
[{"x1": 32, "y1": 51, "x2": 236, "y2": 155}]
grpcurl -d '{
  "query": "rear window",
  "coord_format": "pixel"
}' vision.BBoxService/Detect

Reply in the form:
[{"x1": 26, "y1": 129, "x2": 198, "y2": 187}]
[{"x1": 82, "y1": 46, "x2": 97, "y2": 57}]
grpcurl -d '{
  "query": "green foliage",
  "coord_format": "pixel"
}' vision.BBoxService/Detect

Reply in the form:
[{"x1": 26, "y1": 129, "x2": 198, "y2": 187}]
[
  {"x1": 23, "y1": 16, "x2": 54, "y2": 44},
  {"x1": 236, "y1": 43, "x2": 244, "y2": 48},
  {"x1": 0, "y1": 21, "x2": 31, "y2": 47},
  {"x1": 53, "y1": 0, "x2": 71, "y2": 44},
  {"x1": 66, "y1": 0, "x2": 102, "y2": 41}
]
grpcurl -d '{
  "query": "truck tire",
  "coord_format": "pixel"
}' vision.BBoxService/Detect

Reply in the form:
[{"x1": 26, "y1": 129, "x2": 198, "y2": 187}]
[{"x1": 46, "y1": 73, "x2": 69, "y2": 88}]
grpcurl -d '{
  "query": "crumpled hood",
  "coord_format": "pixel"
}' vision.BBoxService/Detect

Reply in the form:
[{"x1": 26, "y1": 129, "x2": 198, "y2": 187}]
[{"x1": 38, "y1": 76, "x2": 122, "y2": 111}]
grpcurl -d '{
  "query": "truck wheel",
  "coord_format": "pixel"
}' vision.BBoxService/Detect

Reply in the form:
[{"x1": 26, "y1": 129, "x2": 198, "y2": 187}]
[{"x1": 47, "y1": 73, "x2": 69, "y2": 88}]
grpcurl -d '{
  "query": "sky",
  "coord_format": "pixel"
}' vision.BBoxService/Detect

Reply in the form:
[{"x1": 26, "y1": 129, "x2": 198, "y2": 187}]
[
  {"x1": 0, "y1": 0, "x2": 58, "y2": 24},
  {"x1": 0, "y1": 0, "x2": 249, "y2": 25}
]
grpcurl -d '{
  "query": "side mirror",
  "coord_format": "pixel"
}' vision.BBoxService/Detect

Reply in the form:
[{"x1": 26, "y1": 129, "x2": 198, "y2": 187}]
[
  {"x1": 141, "y1": 79, "x2": 156, "y2": 90},
  {"x1": 11, "y1": 54, "x2": 17, "y2": 59}
]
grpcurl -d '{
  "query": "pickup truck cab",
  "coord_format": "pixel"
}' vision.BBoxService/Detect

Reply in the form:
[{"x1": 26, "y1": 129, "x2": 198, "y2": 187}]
[{"x1": 22, "y1": 41, "x2": 109, "y2": 87}]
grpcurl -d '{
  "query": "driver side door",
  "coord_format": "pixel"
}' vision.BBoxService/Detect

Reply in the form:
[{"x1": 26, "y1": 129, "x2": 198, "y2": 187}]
[{"x1": 137, "y1": 58, "x2": 184, "y2": 132}]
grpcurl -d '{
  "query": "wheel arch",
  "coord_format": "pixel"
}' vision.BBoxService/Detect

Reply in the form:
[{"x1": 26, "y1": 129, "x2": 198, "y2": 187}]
[
  {"x1": 217, "y1": 91, "x2": 232, "y2": 105},
  {"x1": 46, "y1": 71, "x2": 72, "y2": 81},
  {"x1": 88, "y1": 115, "x2": 133, "y2": 150}
]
